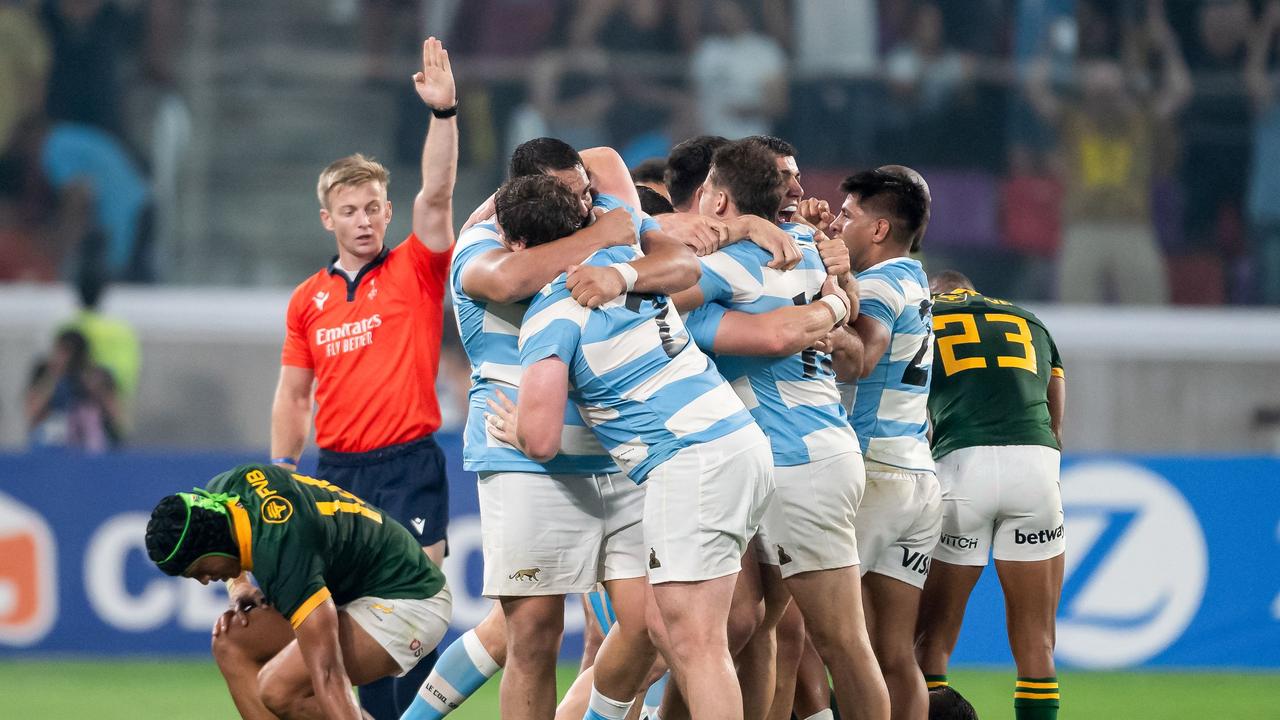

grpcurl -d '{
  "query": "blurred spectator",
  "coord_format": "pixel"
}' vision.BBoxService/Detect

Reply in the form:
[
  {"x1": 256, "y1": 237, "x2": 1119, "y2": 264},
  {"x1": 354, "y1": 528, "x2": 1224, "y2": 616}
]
[
  {"x1": 0, "y1": 1, "x2": 50, "y2": 155},
  {"x1": 0, "y1": 153, "x2": 62, "y2": 281},
  {"x1": 1026, "y1": 0, "x2": 1190, "y2": 304},
  {"x1": 1246, "y1": 0, "x2": 1280, "y2": 305},
  {"x1": 630, "y1": 157, "x2": 669, "y2": 200},
  {"x1": 786, "y1": 0, "x2": 878, "y2": 164},
  {"x1": 523, "y1": 45, "x2": 615, "y2": 151},
  {"x1": 691, "y1": 0, "x2": 787, "y2": 138},
  {"x1": 40, "y1": 0, "x2": 137, "y2": 139},
  {"x1": 60, "y1": 265, "x2": 140, "y2": 432},
  {"x1": 9, "y1": 117, "x2": 153, "y2": 281},
  {"x1": 26, "y1": 328, "x2": 122, "y2": 451},
  {"x1": 1177, "y1": 0, "x2": 1253, "y2": 272}
]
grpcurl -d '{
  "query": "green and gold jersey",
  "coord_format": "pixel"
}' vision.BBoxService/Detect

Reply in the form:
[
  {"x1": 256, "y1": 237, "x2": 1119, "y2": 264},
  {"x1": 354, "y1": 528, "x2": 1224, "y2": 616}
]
[
  {"x1": 206, "y1": 463, "x2": 445, "y2": 629},
  {"x1": 928, "y1": 289, "x2": 1064, "y2": 460}
]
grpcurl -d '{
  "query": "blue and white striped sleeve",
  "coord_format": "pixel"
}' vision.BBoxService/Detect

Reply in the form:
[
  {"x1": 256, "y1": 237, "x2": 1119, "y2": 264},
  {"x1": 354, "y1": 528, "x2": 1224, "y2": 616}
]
[
  {"x1": 451, "y1": 222, "x2": 504, "y2": 297},
  {"x1": 684, "y1": 302, "x2": 727, "y2": 352},
  {"x1": 698, "y1": 246, "x2": 764, "y2": 306},
  {"x1": 518, "y1": 283, "x2": 588, "y2": 367},
  {"x1": 857, "y1": 268, "x2": 905, "y2": 331}
]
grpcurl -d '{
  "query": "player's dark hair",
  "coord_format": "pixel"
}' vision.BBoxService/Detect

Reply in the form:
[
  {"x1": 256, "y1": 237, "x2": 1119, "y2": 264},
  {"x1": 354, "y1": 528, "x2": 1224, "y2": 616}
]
[
  {"x1": 743, "y1": 135, "x2": 797, "y2": 158},
  {"x1": 706, "y1": 140, "x2": 786, "y2": 221},
  {"x1": 840, "y1": 168, "x2": 930, "y2": 250},
  {"x1": 930, "y1": 269, "x2": 975, "y2": 294},
  {"x1": 496, "y1": 175, "x2": 583, "y2": 249},
  {"x1": 509, "y1": 137, "x2": 584, "y2": 179},
  {"x1": 929, "y1": 686, "x2": 979, "y2": 720},
  {"x1": 146, "y1": 491, "x2": 238, "y2": 576},
  {"x1": 636, "y1": 185, "x2": 675, "y2": 216},
  {"x1": 665, "y1": 135, "x2": 730, "y2": 210},
  {"x1": 630, "y1": 158, "x2": 667, "y2": 185}
]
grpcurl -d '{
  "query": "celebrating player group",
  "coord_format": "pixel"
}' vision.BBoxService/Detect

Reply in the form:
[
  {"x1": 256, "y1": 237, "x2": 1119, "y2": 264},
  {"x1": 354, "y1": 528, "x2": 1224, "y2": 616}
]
[{"x1": 142, "y1": 36, "x2": 1067, "y2": 720}]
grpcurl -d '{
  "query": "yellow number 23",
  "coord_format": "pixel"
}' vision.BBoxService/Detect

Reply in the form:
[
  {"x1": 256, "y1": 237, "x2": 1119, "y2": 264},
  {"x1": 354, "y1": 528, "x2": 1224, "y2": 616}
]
[{"x1": 933, "y1": 313, "x2": 1037, "y2": 377}]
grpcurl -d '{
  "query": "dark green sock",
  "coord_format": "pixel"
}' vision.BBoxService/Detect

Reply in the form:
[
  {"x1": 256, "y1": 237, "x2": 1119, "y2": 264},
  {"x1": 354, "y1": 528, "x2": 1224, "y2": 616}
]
[
  {"x1": 925, "y1": 674, "x2": 949, "y2": 690},
  {"x1": 1014, "y1": 676, "x2": 1059, "y2": 720}
]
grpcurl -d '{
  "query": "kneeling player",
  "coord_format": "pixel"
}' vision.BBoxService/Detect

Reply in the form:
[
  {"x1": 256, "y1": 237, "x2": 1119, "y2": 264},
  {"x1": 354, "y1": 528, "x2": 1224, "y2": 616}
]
[
  {"x1": 145, "y1": 463, "x2": 451, "y2": 719},
  {"x1": 915, "y1": 271, "x2": 1065, "y2": 720}
]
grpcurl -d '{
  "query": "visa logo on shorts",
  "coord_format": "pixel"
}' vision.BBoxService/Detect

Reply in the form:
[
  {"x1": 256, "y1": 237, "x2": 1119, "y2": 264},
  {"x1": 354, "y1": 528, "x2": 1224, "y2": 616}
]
[
  {"x1": 900, "y1": 548, "x2": 931, "y2": 575},
  {"x1": 1014, "y1": 524, "x2": 1064, "y2": 545},
  {"x1": 0, "y1": 491, "x2": 58, "y2": 647}
]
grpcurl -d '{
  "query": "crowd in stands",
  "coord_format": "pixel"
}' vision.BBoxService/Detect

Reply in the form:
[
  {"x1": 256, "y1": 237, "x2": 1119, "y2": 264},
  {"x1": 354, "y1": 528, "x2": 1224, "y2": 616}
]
[{"x1": 3, "y1": 0, "x2": 1279, "y2": 306}]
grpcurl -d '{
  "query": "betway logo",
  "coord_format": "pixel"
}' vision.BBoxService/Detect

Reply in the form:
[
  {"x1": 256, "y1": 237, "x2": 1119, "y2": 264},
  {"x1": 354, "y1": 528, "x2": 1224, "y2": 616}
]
[
  {"x1": 314, "y1": 314, "x2": 382, "y2": 345},
  {"x1": 0, "y1": 491, "x2": 57, "y2": 646},
  {"x1": 1014, "y1": 524, "x2": 1064, "y2": 545}
]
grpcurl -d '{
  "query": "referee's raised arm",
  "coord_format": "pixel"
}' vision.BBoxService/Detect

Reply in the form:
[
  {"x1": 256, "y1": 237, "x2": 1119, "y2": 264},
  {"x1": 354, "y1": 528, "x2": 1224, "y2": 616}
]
[{"x1": 411, "y1": 36, "x2": 458, "y2": 253}]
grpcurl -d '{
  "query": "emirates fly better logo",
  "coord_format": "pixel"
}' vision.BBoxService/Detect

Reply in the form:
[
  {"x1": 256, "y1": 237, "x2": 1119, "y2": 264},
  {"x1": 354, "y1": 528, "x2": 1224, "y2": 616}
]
[
  {"x1": 0, "y1": 491, "x2": 57, "y2": 646},
  {"x1": 1057, "y1": 462, "x2": 1207, "y2": 668}
]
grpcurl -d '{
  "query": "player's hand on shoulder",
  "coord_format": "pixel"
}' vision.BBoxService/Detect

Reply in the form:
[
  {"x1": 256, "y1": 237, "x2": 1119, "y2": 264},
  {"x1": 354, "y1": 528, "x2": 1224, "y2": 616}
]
[
  {"x1": 567, "y1": 263, "x2": 627, "y2": 308},
  {"x1": 413, "y1": 36, "x2": 456, "y2": 111},
  {"x1": 748, "y1": 219, "x2": 802, "y2": 271},
  {"x1": 656, "y1": 212, "x2": 728, "y2": 256},
  {"x1": 594, "y1": 207, "x2": 638, "y2": 248}
]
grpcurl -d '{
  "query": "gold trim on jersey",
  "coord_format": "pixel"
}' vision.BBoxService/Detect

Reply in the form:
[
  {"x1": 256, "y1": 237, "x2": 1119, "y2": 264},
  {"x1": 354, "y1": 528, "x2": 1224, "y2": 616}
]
[
  {"x1": 227, "y1": 501, "x2": 254, "y2": 571},
  {"x1": 291, "y1": 587, "x2": 333, "y2": 629}
]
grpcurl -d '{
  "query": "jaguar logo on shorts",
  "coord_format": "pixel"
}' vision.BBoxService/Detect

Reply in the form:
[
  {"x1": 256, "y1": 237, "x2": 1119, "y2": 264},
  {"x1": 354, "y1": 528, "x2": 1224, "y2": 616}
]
[
  {"x1": 649, "y1": 548, "x2": 661, "y2": 569},
  {"x1": 409, "y1": 638, "x2": 423, "y2": 658},
  {"x1": 261, "y1": 496, "x2": 293, "y2": 524},
  {"x1": 776, "y1": 545, "x2": 793, "y2": 565},
  {"x1": 509, "y1": 568, "x2": 540, "y2": 582}
]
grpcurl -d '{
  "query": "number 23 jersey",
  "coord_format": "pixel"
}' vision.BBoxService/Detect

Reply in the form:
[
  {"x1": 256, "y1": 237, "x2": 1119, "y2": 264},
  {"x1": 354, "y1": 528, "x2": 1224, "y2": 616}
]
[
  {"x1": 843, "y1": 257, "x2": 934, "y2": 472},
  {"x1": 928, "y1": 288, "x2": 1063, "y2": 460}
]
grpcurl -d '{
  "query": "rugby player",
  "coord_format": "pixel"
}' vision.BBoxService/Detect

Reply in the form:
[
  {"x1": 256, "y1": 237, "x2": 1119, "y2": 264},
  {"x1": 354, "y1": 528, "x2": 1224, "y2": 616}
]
[
  {"x1": 672, "y1": 140, "x2": 888, "y2": 720},
  {"x1": 145, "y1": 464, "x2": 450, "y2": 720},
  {"x1": 404, "y1": 138, "x2": 698, "y2": 720},
  {"x1": 915, "y1": 270, "x2": 1065, "y2": 720},
  {"x1": 827, "y1": 166, "x2": 941, "y2": 720},
  {"x1": 488, "y1": 173, "x2": 775, "y2": 720}
]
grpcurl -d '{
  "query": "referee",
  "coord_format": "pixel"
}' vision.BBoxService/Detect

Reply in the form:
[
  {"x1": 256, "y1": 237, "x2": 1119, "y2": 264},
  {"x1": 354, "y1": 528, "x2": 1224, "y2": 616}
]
[{"x1": 266, "y1": 37, "x2": 457, "y2": 718}]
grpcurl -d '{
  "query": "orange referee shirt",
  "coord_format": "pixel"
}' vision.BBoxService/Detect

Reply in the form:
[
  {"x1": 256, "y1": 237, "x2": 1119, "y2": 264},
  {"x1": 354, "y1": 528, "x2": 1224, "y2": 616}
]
[{"x1": 282, "y1": 235, "x2": 451, "y2": 453}]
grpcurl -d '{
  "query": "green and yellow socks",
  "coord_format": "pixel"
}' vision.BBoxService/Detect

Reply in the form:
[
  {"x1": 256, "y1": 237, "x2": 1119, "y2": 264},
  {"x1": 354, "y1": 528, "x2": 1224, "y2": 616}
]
[
  {"x1": 1014, "y1": 676, "x2": 1059, "y2": 720},
  {"x1": 925, "y1": 674, "x2": 949, "y2": 690}
]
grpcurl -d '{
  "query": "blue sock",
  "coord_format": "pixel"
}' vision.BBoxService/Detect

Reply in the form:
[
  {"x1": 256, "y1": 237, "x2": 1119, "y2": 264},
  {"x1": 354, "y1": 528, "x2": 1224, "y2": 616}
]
[
  {"x1": 641, "y1": 672, "x2": 668, "y2": 718},
  {"x1": 400, "y1": 629, "x2": 500, "y2": 719}
]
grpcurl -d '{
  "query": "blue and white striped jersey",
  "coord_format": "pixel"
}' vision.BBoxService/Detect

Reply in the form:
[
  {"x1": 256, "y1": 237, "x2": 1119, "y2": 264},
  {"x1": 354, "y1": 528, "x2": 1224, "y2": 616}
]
[
  {"x1": 518, "y1": 244, "x2": 756, "y2": 484},
  {"x1": 683, "y1": 225, "x2": 859, "y2": 467},
  {"x1": 841, "y1": 257, "x2": 935, "y2": 472},
  {"x1": 449, "y1": 192, "x2": 651, "y2": 474}
]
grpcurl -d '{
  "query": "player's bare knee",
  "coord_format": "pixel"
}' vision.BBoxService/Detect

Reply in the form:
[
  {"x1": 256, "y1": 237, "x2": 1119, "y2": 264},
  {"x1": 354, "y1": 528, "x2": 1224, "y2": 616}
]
[
  {"x1": 258, "y1": 673, "x2": 306, "y2": 718},
  {"x1": 726, "y1": 600, "x2": 764, "y2": 652}
]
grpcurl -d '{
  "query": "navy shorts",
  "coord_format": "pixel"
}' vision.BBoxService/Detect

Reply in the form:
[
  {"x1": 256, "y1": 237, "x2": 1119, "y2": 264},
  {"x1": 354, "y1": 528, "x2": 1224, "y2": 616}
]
[{"x1": 317, "y1": 434, "x2": 449, "y2": 551}]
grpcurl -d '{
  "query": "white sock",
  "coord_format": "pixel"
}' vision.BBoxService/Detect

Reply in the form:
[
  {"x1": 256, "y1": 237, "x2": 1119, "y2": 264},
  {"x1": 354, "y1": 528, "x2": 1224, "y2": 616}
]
[
  {"x1": 585, "y1": 685, "x2": 634, "y2": 720},
  {"x1": 802, "y1": 710, "x2": 835, "y2": 720}
]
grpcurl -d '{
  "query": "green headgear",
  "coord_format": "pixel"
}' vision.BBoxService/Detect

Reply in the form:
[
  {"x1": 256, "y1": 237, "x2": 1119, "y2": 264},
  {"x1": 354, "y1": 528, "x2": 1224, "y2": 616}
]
[{"x1": 145, "y1": 489, "x2": 240, "y2": 576}]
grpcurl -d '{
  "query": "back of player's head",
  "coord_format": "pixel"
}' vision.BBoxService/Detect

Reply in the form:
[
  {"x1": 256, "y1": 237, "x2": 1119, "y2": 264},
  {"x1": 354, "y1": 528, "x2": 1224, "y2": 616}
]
[
  {"x1": 631, "y1": 158, "x2": 667, "y2": 186},
  {"x1": 930, "y1": 269, "x2": 975, "y2": 295},
  {"x1": 316, "y1": 153, "x2": 389, "y2": 209},
  {"x1": 637, "y1": 185, "x2": 675, "y2": 216},
  {"x1": 929, "y1": 686, "x2": 979, "y2": 720},
  {"x1": 146, "y1": 490, "x2": 239, "y2": 576},
  {"x1": 706, "y1": 140, "x2": 785, "y2": 221},
  {"x1": 509, "y1": 137, "x2": 584, "y2": 179},
  {"x1": 840, "y1": 167, "x2": 930, "y2": 250},
  {"x1": 878, "y1": 164, "x2": 931, "y2": 251},
  {"x1": 743, "y1": 135, "x2": 797, "y2": 159},
  {"x1": 665, "y1": 135, "x2": 730, "y2": 210},
  {"x1": 496, "y1": 175, "x2": 583, "y2": 248}
]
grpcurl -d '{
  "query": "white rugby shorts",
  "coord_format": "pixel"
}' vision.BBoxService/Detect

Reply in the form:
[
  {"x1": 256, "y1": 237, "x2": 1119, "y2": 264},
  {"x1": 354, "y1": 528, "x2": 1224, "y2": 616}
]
[
  {"x1": 341, "y1": 584, "x2": 452, "y2": 676},
  {"x1": 855, "y1": 462, "x2": 942, "y2": 590},
  {"x1": 933, "y1": 445, "x2": 1064, "y2": 565},
  {"x1": 642, "y1": 424, "x2": 775, "y2": 584},
  {"x1": 477, "y1": 470, "x2": 645, "y2": 597},
  {"x1": 756, "y1": 451, "x2": 865, "y2": 578}
]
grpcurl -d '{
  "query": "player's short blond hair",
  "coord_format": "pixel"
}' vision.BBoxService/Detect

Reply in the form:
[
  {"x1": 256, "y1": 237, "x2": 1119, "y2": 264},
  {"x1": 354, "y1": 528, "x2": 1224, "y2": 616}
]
[{"x1": 317, "y1": 154, "x2": 390, "y2": 208}]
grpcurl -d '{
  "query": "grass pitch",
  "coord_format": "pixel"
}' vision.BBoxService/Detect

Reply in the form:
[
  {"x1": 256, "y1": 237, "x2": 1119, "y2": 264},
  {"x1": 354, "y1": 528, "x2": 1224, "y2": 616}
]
[{"x1": 2, "y1": 659, "x2": 1277, "y2": 719}]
